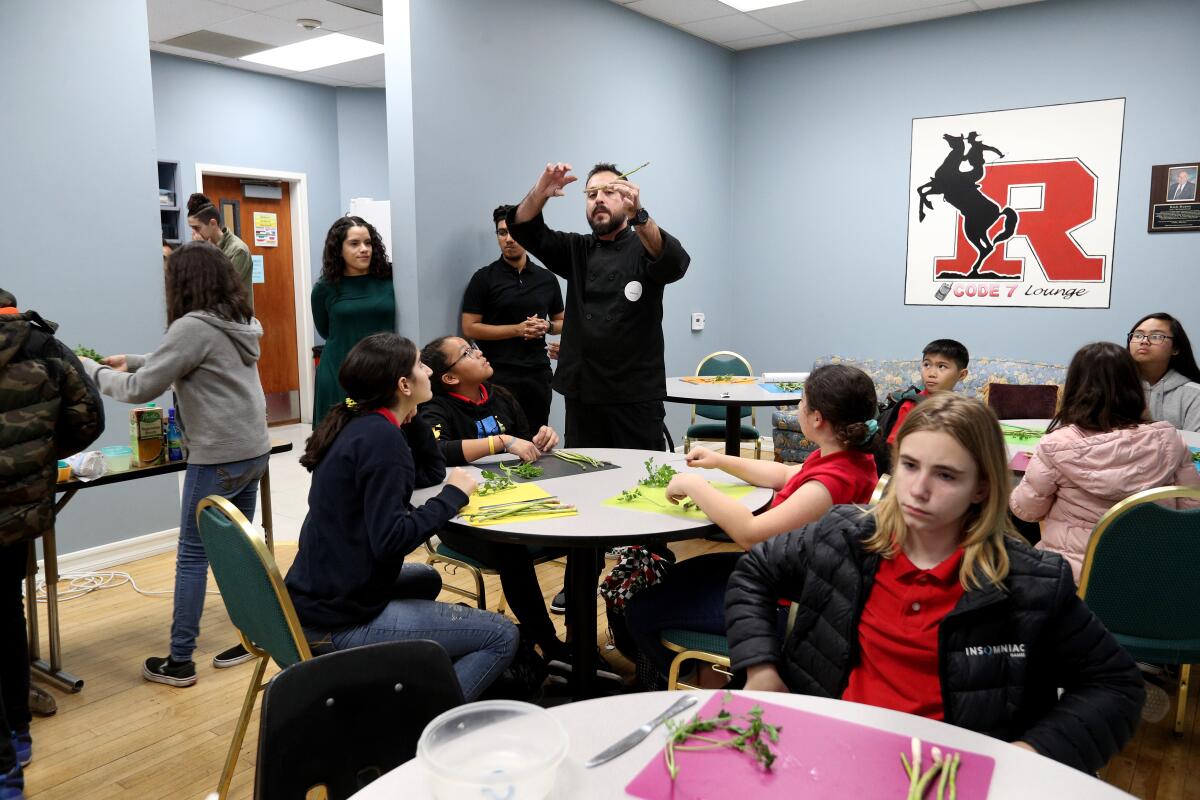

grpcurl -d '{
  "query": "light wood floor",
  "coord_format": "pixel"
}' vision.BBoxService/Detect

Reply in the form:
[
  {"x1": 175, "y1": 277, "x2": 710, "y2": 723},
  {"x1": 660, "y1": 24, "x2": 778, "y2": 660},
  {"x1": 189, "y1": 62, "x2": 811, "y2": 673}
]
[{"x1": 21, "y1": 537, "x2": 735, "y2": 799}]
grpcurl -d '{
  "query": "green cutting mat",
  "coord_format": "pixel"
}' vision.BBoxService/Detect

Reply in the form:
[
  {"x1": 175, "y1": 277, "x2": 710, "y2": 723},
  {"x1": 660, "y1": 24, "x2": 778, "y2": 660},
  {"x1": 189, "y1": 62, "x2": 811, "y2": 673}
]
[
  {"x1": 1001, "y1": 424, "x2": 1046, "y2": 448},
  {"x1": 602, "y1": 482, "x2": 755, "y2": 520}
]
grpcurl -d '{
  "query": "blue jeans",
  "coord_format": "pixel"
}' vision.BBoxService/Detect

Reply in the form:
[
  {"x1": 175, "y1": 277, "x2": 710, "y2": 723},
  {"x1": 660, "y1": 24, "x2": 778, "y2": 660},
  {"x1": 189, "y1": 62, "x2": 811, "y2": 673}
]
[
  {"x1": 172, "y1": 454, "x2": 269, "y2": 662},
  {"x1": 324, "y1": 599, "x2": 519, "y2": 701}
]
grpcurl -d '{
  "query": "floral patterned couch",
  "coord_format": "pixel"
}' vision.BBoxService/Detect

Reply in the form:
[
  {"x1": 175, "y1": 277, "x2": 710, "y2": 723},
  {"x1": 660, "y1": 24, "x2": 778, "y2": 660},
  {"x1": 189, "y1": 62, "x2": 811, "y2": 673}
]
[{"x1": 772, "y1": 355, "x2": 1067, "y2": 463}]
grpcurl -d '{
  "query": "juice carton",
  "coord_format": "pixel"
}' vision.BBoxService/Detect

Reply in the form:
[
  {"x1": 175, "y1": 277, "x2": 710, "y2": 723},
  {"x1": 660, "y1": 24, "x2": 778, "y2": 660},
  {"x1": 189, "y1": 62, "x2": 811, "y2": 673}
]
[{"x1": 130, "y1": 403, "x2": 166, "y2": 467}]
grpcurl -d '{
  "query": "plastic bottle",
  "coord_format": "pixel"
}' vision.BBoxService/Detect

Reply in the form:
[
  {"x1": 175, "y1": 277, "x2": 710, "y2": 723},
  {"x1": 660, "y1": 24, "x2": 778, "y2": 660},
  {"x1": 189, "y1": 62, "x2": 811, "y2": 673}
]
[{"x1": 166, "y1": 408, "x2": 184, "y2": 462}]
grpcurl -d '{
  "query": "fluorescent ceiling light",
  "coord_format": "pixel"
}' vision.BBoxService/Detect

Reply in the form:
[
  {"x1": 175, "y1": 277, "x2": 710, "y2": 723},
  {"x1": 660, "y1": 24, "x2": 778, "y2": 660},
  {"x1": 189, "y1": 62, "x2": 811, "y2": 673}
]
[
  {"x1": 717, "y1": 0, "x2": 801, "y2": 11},
  {"x1": 241, "y1": 33, "x2": 384, "y2": 72}
]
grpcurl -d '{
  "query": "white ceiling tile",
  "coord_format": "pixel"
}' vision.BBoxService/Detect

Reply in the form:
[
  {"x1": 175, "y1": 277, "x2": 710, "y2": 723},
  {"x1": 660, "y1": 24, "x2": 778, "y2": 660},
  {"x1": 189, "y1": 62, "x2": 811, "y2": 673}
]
[
  {"x1": 342, "y1": 21, "x2": 384, "y2": 43},
  {"x1": 207, "y1": 12, "x2": 319, "y2": 47},
  {"x1": 359, "y1": 79, "x2": 386, "y2": 88},
  {"x1": 624, "y1": 0, "x2": 742, "y2": 25},
  {"x1": 215, "y1": 0, "x2": 294, "y2": 11},
  {"x1": 304, "y1": 52, "x2": 384, "y2": 83},
  {"x1": 260, "y1": 0, "x2": 380, "y2": 31},
  {"x1": 972, "y1": 0, "x2": 1044, "y2": 8},
  {"x1": 749, "y1": 0, "x2": 948, "y2": 32},
  {"x1": 147, "y1": 0, "x2": 245, "y2": 42},
  {"x1": 681, "y1": 13, "x2": 779, "y2": 43},
  {"x1": 150, "y1": 41, "x2": 227, "y2": 64},
  {"x1": 725, "y1": 31, "x2": 795, "y2": 50},
  {"x1": 788, "y1": 1, "x2": 976, "y2": 38},
  {"x1": 222, "y1": 57, "x2": 301, "y2": 78}
]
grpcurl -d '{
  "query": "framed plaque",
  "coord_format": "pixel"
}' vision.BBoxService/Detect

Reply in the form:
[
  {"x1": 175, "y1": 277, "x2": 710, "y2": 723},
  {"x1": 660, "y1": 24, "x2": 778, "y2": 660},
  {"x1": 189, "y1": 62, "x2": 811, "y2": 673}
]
[{"x1": 1148, "y1": 163, "x2": 1200, "y2": 232}]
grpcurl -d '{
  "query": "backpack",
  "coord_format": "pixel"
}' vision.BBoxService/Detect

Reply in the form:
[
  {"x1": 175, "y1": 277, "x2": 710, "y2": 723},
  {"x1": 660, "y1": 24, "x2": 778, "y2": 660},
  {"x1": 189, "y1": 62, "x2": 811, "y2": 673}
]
[{"x1": 873, "y1": 385, "x2": 922, "y2": 476}]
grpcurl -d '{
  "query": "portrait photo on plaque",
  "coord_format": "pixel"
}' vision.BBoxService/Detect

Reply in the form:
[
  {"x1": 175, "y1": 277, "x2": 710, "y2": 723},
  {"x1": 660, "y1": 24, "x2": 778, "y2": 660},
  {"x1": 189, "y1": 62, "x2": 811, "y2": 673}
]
[{"x1": 1148, "y1": 161, "x2": 1200, "y2": 233}]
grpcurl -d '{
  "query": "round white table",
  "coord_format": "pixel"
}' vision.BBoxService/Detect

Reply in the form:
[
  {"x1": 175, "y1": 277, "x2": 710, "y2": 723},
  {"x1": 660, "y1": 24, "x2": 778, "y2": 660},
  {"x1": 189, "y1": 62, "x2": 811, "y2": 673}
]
[
  {"x1": 1002, "y1": 418, "x2": 1200, "y2": 463},
  {"x1": 349, "y1": 690, "x2": 1133, "y2": 799},
  {"x1": 413, "y1": 449, "x2": 773, "y2": 699},
  {"x1": 664, "y1": 377, "x2": 803, "y2": 456}
]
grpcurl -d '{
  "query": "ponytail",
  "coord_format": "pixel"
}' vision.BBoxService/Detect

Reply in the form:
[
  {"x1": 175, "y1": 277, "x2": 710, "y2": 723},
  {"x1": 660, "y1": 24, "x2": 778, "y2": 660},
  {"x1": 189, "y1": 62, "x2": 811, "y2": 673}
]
[{"x1": 300, "y1": 333, "x2": 419, "y2": 471}]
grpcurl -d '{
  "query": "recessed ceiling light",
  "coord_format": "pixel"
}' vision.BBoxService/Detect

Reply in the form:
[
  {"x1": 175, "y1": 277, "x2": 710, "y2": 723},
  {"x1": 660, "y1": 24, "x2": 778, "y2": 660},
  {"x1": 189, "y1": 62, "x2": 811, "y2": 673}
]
[
  {"x1": 717, "y1": 0, "x2": 802, "y2": 11},
  {"x1": 241, "y1": 33, "x2": 384, "y2": 72}
]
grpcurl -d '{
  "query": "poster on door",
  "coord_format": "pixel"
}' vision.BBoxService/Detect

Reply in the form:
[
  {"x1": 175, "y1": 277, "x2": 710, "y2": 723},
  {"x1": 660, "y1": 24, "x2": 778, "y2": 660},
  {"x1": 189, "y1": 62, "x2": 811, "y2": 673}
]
[
  {"x1": 905, "y1": 98, "x2": 1124, "y2": 308},
  {"x1": 253, "y1": 212, "x2": 278, "y2": 248}
]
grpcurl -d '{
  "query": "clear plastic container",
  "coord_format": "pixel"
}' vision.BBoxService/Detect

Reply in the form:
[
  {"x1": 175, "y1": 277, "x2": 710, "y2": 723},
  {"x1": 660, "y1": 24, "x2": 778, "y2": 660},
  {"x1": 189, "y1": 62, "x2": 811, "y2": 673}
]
[
  {"x1": 101, "y1": 445, "x2": 133, "y2": 474},
  {"x1": 417, "y1": 700, "x2": 568, "y2": 800}
]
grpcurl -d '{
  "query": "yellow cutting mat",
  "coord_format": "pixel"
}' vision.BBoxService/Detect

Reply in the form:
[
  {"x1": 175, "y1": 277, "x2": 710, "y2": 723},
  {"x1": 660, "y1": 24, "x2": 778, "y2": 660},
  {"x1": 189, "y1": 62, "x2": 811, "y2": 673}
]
[
  {"x1": 679, "y1": 375, "x2": 757, "y2": 384},
  {"x1": 602, "y1": 482, "x2": 755, "y2": 519},
  {"x1": 458, "y1": 481, "x2": 578, "y2": 527}
]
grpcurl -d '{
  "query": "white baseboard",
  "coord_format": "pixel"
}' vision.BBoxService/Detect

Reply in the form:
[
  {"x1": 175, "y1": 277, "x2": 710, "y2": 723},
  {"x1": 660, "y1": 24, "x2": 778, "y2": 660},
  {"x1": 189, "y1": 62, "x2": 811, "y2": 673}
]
[{"x1": 41, "y1": 527, "x2": 179, "y2": 576}]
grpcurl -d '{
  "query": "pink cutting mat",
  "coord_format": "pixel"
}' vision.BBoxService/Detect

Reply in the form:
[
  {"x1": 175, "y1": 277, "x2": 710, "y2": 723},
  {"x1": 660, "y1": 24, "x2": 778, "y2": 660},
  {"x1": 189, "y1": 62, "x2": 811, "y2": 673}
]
[{"x1": 626, "y1": 693, "x2": 994, "y2": 799}]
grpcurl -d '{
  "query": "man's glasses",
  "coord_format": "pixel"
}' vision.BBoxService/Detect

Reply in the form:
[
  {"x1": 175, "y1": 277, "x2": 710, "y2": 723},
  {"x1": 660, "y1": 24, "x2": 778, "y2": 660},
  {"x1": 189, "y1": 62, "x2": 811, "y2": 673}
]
[
  {"x1": 1128, "y1": 331, "x2": 1173, "y2": 345},
  {"x1": 448, "y1": 341, "x2": 481, "y2": 369}
]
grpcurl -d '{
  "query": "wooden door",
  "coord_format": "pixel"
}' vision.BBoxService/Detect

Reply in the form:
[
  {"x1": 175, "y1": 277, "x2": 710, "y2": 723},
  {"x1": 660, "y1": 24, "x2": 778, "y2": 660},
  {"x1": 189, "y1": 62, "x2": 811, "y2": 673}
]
[{"x1": 200, "y1": 175, "x2": 301, "y2": 425}]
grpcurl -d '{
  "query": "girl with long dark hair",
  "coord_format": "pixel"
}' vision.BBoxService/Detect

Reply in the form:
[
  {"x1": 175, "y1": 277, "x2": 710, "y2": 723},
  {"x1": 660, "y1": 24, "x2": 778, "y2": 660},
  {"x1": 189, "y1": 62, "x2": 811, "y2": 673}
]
[
  {"x1": 625, "y1": 364, "x2": 881, "y2": 686},
  {"x1": 1012, "y1": 341, "x2": 1200, "y2": 580},
  {"x1": 81, "y1": 241, "x2": 270, "y2": 687},
  {"x1": 286, "y1": 333, "x2": 517, "y2": 700},
  {"x1": 311, "y1": 216, "x2": 395, "y2": 425},
  {"x1": 1127, "y1": 312, "x2": 1200, "y2": 432}
]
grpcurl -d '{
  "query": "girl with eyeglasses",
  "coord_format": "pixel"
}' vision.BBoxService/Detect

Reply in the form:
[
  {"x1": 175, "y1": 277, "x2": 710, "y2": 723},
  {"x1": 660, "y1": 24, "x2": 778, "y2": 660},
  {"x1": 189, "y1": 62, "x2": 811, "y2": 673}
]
[
  {"x1": 1127, "y1": 312, "x2": 1200, "y2": 432},
  {"x1": 414, "y1": 336, "x2": 578, "y2": 673},
  {"x1": 1011, "y1": 342, "x2": 1200, "y2": 581}
]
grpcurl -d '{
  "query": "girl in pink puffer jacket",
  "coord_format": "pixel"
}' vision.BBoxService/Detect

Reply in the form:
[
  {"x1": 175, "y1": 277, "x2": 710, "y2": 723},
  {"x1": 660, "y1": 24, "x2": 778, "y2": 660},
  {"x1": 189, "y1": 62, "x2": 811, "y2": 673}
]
[{"x1": 1011, "y1": 342, "x2": 1200, "y2": 582}]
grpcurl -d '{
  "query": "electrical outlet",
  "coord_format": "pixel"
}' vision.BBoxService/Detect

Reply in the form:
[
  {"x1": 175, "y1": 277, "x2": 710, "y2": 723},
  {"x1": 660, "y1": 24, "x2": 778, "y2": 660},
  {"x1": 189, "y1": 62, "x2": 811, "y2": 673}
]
[{"x1": 691, "y1": 312, "x2": 705, "y2": 331}]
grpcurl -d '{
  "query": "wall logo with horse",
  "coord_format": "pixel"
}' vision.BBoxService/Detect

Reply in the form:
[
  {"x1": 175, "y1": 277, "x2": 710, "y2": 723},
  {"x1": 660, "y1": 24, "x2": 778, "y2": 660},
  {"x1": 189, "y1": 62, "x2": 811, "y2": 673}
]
[{"x1": 905, "y1": 99, "x2": 1124, "y2": 308}]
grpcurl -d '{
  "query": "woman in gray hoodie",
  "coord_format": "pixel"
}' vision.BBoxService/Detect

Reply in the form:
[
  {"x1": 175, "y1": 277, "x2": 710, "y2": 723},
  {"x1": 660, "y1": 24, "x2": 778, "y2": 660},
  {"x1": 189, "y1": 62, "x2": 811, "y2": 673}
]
[
  {"x1": 1127, "y1": 312, "x2": 1200, "y2": 433},
  {"x1": 82, "y1": 242, "x2": 270, "y2": 688}
]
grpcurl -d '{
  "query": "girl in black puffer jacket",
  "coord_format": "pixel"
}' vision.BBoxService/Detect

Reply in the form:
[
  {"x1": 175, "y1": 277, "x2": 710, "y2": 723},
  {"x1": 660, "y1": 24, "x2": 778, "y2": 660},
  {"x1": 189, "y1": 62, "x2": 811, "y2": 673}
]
[{"x1": 726, "y1": 393, "x2": 1143, "y2": 774}]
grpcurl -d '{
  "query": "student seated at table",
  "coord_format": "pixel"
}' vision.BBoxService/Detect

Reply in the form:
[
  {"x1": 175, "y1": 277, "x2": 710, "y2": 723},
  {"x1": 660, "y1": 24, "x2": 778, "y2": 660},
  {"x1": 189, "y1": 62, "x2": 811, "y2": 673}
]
[
  {"x1": 285, "y1": 333, "x2": 518, "y2": 701},
  {"x1": 1127, "y1": 312, "x2": 1200, "y2": 432},
  {"x1": 1010, "y1": 342, "x2": 1200, "y2": 581},
  {"x1": 726, "y1": 393, "x2": 1144, "y2": 775},
  {"x1": 81, "y1": 242, "x2": 270, "y2": 688},
  {"x1": 417, "y1": 335, "x2": 584, "y2": 672},
  {"x1": 624, "y1": 365, "x2": 880, "y2": 687},
  {"x1": 880, "y1": 337, "x2": 969, "y2": 446}
]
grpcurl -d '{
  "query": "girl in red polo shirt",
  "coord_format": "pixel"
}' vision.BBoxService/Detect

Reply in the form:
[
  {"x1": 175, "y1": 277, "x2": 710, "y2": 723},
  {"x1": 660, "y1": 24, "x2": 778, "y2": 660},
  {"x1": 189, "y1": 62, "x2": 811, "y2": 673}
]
[
  {"x1": 623, "y1": 365, "x2": 881, "y2": 686},
  {"x1": 726, "y1": 394, "x2": 1143, "y2": 774}
]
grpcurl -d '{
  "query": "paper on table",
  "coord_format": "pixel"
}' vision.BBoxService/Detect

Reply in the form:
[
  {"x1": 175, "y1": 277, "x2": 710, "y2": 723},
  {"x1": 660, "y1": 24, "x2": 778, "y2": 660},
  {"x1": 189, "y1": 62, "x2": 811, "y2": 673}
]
[
  {"x1": 679, "y1": 375, "x2": 757, "y2": 384},
  {"x1": 626, "y1": 693, "x2": 995, "y2": 800},
  {"x1": 603, "y1": 482, "x2": 755, "y2": 519},
  {"x1": 458, "y1": 482, "x2": 577, "y2": 527},
  {"x1": 762, "y1": 371, "x2": 809, "y2": 383}
]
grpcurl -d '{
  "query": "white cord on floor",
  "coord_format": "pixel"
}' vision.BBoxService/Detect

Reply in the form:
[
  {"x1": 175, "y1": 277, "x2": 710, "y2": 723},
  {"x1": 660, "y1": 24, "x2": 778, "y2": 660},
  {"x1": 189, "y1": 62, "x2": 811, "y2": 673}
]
[{"x1": 33, "y1": 571, "x2": 221, "y2": 602}]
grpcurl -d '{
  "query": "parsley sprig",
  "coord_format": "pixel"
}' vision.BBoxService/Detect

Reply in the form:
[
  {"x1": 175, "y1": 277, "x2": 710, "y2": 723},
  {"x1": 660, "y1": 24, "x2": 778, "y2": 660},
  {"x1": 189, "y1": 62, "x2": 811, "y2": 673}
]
[
  {"x1": 663, "y1": 692, "x2": 781, "y2": 780},
  {"x1": 476, "y1": 470, "x2": 515, "y2": 496},
  {"x1": 639, "y1": 457, "x2": 678, "y2": 488}
]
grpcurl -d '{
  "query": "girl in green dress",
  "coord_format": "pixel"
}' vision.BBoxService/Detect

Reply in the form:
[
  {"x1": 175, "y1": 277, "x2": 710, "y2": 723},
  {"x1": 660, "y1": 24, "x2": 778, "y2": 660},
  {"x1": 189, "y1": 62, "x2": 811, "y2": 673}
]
[{"x1": 311, "y1": 216, "x2": 396, "y2": 425}]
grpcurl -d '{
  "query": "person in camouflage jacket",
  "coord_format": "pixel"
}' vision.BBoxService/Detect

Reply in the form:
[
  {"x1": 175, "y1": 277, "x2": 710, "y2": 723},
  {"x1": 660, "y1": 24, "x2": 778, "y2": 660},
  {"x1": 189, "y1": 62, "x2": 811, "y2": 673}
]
[{"x1": 0, "y1": 288, "x2": 103, "y2": 789}]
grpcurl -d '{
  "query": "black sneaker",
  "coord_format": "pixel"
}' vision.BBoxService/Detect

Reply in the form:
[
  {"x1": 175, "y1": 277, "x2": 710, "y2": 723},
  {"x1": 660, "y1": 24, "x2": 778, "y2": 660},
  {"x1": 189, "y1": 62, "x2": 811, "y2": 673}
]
[
  {"x1": 142, "y1": 656, "x2": 197, "y2": 687},
  {"x1": 550, "y1": 591, "x2": 566, "y2": 615},
  {"x1": 546, "y1": 649, "x2": 623, "y2": 684},
  {"x1": 212, "y1": 643, "x2": 254, "y2": 669}
]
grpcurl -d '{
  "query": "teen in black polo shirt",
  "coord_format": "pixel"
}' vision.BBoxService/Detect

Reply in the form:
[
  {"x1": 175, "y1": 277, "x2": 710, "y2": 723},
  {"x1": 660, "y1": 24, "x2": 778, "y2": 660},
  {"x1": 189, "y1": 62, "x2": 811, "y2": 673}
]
[{"x1": 461, "y1": 205, "x2": 564, "y2": 432}]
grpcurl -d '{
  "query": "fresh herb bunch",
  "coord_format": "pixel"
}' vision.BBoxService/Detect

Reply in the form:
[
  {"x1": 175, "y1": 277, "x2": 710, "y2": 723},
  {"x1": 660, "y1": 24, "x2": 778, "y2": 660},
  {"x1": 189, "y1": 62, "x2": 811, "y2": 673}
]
[
  {"x1": 476, "y1": 470, "x2": 516, "y2": 496},
  {"x1": 900, "y1": 738, "x2": 961, "y2": 800},
  {"x1": 1191, "y1": 449, "x2": 1200, "y2": 464},
  {"x1": 709, "y1": 374, "x2": 736, "y2": 383},
  {"x1": 616, "y1": 487, "x2": 665, "y2": 508},
  {"x1": 551, "y1": 451, "x2": 607, "y2": 470},
  {"x1": 639, "y1": 457, "x2": 678, "y2": 488},
  {"x1": 1000, "y1": 425, "x2": 1042, "y2": 441},
  {"x1": 499, "y1": 461, "x2": 544, "y2": 480},
  {"x1": 74, "y1": 345, "x2": 103, "y2": 361},
  {"x1": 774, "y1": 381, "x2": 804, "y2": 392},
  {"x1": 663, "y1": 692, "x2": 781, "y2": 780},
  {"x1": 461, "y1": 498, "x2": 573, "y2": 524}
]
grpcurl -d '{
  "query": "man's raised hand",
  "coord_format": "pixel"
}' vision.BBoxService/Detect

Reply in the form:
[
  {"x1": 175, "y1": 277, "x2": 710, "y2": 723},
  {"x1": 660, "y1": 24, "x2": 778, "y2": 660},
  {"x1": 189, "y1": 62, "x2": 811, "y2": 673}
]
[{"x1": 535, "y1": 162, "x2": 577, "y2": 200}]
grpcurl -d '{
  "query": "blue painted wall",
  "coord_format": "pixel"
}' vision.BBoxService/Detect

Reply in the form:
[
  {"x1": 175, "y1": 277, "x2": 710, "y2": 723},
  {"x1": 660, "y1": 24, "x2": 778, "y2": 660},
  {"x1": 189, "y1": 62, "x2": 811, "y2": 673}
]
[
  {"x1": 0, "y1": 0, "x2": 180, "y2": 552},
  {"x1": 730, "y1": 0, "x2": 1200, "y2": 373},
  {"x1": 391, "y1": 0, "x2": 737, "y2": 437},
  {"x1": 336, "y1": 88, "x2": 390, "y2": 210}
]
